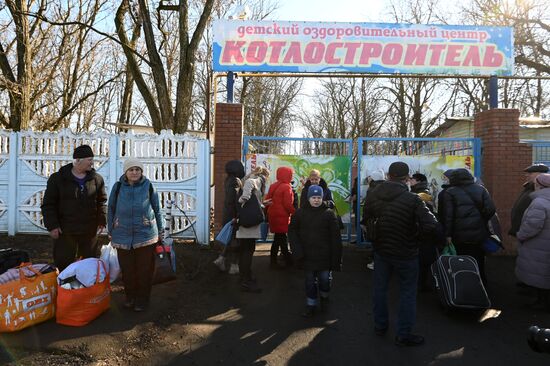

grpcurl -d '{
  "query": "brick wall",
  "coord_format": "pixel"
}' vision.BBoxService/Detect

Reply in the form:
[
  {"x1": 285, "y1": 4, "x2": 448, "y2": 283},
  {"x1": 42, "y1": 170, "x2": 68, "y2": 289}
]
[
  {"x1": 474, "y1": 109, "x2": 532, "y2": 253},
  {"x1": 213, "y1": 103, "x2": 244, "y2": 232}
]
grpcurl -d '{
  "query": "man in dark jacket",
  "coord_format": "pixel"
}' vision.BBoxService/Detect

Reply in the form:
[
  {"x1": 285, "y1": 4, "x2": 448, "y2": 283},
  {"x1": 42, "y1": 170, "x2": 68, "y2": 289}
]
[
  {"x1": 299, "y1": 169, "x2": 334, "y2": 209},
  {"x1": 289, "y1": 185, "x2": 342, "y2": 318},
  {"x1": 365, "y1": 162, "x2": 438, "y2": 347},
  {"x1": 41, "y1": 145, "x2": 107, "y2": 271},
  {"x1": 441, "y1": 168, "x2": 496, "y2": 284},
  {"x1": 509, "y1": 164, "x2": 549, "y2": 237}
]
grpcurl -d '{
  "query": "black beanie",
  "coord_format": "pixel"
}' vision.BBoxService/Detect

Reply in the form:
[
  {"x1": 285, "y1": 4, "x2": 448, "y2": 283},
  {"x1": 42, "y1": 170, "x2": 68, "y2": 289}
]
[
  {"x1": 73, "y1": 145, "x2": 94, "y2": 159},
  {"x1": 388, "y1": 161, "x2": 409, "y2": 178}
]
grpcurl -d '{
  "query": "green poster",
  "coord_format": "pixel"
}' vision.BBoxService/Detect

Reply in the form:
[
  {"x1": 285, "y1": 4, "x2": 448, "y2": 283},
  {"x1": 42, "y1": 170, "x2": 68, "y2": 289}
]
[{"x1": 245, "y1": 154, "x2": 352, "y2": 221}]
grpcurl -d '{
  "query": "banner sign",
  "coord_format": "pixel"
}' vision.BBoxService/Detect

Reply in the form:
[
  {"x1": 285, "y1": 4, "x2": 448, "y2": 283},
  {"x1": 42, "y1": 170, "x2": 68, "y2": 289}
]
[
  {"x1": 213, "y1": 20, "x2": 513, "y2": 76},
  {"x1": 245, "y1": 154, "x2": 352, "y2": 221},
  {"x1": 360, "y1": 155, "x2": 475, "y2": 210}
]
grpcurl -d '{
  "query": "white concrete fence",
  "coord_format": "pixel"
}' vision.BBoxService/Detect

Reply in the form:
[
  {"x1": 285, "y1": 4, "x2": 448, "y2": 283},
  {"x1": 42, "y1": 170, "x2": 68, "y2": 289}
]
[{"x1": 0, "y1": 129, "x2": 210, "y2": 244}]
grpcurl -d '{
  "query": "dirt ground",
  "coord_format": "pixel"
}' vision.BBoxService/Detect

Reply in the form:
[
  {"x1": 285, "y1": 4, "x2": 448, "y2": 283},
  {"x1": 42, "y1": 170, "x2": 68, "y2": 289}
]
[{"x1": 0, "y1": 234, "x2": 549, "y2": 366}]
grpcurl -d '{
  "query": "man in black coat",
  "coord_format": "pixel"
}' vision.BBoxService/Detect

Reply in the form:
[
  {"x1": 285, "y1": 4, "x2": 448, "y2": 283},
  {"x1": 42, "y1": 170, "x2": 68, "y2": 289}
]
[
  {"x1": 441, "y1": 168, "x2": 496, "y2": 284},
  {"x1": 41, "y1": 145, "x2": 107, "y2": 271},
  {"x1": 509, "y1": 164, "x2": 549, "y2": 237},
  {"x1": 364, "y1": 162, "x2": 438, "y2": 347}
]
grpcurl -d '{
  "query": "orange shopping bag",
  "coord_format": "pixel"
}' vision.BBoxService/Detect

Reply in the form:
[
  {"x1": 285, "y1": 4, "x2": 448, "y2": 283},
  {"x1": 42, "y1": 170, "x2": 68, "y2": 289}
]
[
  {"x1": 0, "y1": 263, "x2": 58, "y2": 332},
  {"x1": 56, "y1": 260, "x2": 110, "y2": 326}
]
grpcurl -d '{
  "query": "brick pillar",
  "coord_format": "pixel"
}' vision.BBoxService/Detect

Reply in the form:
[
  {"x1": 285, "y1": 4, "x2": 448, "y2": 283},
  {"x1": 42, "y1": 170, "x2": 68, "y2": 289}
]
[
  {"x1": 214, "y1": 103, "x2": 244, "y2": 232},
  {"x1": 474, "y1": 109, "x2": 532, "y2": 253}
]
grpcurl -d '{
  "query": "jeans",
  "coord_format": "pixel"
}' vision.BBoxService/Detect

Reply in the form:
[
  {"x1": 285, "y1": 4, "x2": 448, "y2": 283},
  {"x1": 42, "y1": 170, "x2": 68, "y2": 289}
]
[
  {"x1": 305, "y1": 270, "x2": 332, "y2": 306},
  {"x1": 53, "y1": 232, "x2": 99, "y2": 272},
  {"x1": 373, "y1": 253, "x2": 419, "y2": 338},
  {"x1": 117, "y1": 245, "x2": 155, "y2": 305}
]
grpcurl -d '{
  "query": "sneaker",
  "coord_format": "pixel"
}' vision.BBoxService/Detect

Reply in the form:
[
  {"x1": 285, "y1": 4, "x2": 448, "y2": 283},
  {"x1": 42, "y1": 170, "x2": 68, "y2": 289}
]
[
  {"x1": 367, "y1": 262, "x2": 374, "y2": 270},
  {"x1": 301, "y1": 305, "x2": 316, "y2": 318},
  {"x1": 395, "y1": 334, "x2": 425, "y2": 347},
  {"x1": 213, "y1": 256, "x2": 226, "y2": 271},
  {"x1": 228, "y1": 263, "x2": 240, "y2": 275}
]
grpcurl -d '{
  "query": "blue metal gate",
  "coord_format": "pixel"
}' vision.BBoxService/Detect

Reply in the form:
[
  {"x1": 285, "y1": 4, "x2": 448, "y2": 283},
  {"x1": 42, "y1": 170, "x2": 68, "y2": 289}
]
[
  {"x1": 242, "y1": 136, "x2": 354, "y2": 241},
  {"x1": 356, "y1": 137, "x2": 482, "y2": 246}
]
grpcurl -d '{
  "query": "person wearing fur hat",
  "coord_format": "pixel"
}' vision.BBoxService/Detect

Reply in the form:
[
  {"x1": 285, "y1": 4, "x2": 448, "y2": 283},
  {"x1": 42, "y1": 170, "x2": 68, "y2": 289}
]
[
  {"x1": 41, "y1": 144, "x2": 107, "y2": 272},
  {"x1": 107, "y1": 157, "x2": 164, "y2": 312},
  {"x1": 288, "y1": 185, "x2": 343, "y2": 318},
  {"x1": 516, "y1": 173, "x2": 550, "y2": 312}
]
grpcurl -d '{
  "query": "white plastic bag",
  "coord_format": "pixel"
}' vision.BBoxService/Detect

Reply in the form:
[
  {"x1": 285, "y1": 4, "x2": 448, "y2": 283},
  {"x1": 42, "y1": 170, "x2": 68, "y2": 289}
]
[{"x1": 100, "y1": 243, "x2": 120, "y2": 283}]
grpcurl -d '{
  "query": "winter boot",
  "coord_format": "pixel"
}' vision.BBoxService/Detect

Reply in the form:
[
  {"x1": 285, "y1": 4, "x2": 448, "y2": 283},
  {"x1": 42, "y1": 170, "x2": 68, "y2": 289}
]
[
  {"x1": 213, "y1": 255, "x2": 226, "y2": 271},
  {"x1": 301, "y1": 305, "x2": 316, "y2": 318}
]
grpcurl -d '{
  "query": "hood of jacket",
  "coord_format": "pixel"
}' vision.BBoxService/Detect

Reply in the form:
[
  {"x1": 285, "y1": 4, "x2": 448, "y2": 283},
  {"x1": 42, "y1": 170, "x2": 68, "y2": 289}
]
[
  {"x1": 276, "y1": 167, "x2": 293, "y2": 184},
  {"x1": 449, "y1": 168, "x2": 475, "y2": 186},
  {"x1": 59, "y1": 163, "x2": 97, "y2": 181},
  {"x1": 225, "y1": 160, "x2": 245, "y2": 179},
  {"x1": 373, "y1": 180, "x2": 409, "y2": 201}
]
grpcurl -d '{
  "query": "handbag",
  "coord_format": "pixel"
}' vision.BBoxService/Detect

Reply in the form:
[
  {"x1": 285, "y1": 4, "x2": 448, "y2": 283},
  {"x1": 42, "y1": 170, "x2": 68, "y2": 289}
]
[
  {"x1": 152, "y1": 242, "x2": 176, "y2": 285},
  {"x1": 237, "y1": 188, "x2": 265, "y2": 228},
  {"x1": 0, "y1": 263, "x2": 57, "y2": 332},
  {"x1": 215, "y1": 221, "x2": 234, "y2": 246}
]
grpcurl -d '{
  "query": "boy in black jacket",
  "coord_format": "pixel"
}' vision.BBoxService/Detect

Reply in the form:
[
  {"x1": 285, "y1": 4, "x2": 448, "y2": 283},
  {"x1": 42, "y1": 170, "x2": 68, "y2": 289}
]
[{"x1": 289, "y1": 185, "x2": 343, "y2": 317}]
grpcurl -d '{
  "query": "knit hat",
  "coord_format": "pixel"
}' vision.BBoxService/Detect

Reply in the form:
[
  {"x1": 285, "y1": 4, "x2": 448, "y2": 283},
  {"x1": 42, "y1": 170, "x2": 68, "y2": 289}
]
[
  {"x1": 123, "y1": 157, "x2": 144, "y2": 173},
  {"x1": 307, "y1": 185, "x2": 323, "y2": 199},
  {"x1": 443, "y1": 169, "x2": 455, "y2": 179},
  {"x1": 524, "y1": 164, "x2": 549, "y2": 173},
  {"x1": 73, "y1": 145, "x2": 94, "y2": 159},
  {"x1": 369, "y1": 169, "x2": 385, "y2": 181},
  {"x1": 388, "y1": 161, "x2": 409, "y2": 178},
  {"x1": 535, "y1": 173, "x2": 550, "y2": 188}
]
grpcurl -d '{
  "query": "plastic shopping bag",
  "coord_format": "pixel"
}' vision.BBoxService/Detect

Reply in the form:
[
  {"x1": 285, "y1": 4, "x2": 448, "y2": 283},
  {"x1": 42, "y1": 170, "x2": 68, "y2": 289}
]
[
  {"x1": 441, "y1": 243, "x2": 457, "y2": 256},
  {"x1": 0, "y1": 263, "x2": 57, "y2": 332},
  {"x1": 215, "y1": 221, "x2": 233, "y2": 246},
  {"x1": 56, "y1": 259, "x2": 110, "y2": 327},
  {"x1": 100, "y1": 243, "x2": 120, "y2": 283}
]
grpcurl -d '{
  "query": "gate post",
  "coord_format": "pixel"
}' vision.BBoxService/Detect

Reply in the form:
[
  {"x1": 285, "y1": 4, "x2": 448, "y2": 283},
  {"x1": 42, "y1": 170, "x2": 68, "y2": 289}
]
[
  {"x1": 214, "y1": 103, "x2": 244, "y2": 232},
  {"x1": 7, "y1": 132, "x2": 18, "y2": 236},
  {"x1": 474, "y1": 109, "x2": 532, "y2": 253}
]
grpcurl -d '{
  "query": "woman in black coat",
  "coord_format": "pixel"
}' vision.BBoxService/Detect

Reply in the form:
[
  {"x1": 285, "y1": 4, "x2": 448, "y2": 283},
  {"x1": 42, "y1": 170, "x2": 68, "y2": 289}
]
[{"x1": 213, "y1": 160, "x2": 245, "y2": 274}]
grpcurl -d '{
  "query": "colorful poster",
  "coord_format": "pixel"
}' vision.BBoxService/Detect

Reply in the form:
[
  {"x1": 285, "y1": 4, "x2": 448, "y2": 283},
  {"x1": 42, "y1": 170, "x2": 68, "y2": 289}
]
[
  {"x1": 213, "y1": 20, "x2": 513, "y2": 76},
  {"x1": 360, "y1": 155, "x2": 475, "y2": 210},
  {"x1": 245, "y1": 154, "x2": 352, "y2": 221}
]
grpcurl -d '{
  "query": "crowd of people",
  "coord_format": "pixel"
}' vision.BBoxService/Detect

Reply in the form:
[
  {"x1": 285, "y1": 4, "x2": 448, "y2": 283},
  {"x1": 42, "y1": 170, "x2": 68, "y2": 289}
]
[{"x1": 39, "y1": 144, "x2": 550, "y2": 346}]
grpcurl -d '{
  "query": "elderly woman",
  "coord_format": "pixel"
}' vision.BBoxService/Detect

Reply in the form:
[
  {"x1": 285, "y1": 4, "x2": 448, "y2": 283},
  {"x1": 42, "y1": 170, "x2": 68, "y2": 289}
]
[
  {"x1": 107, "y1": 157, "x2": 164, "y2": 312},
  {"x1": 237, "y1": 166, "x2": 270, "y2": 293},
  {"x1": 516, "y1": 173, "x2": 550, "y2": 312}
]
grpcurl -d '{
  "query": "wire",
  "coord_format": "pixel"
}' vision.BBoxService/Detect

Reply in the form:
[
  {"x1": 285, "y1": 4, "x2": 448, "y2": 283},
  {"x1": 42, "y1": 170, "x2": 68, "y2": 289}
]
[{"x1": 173, "y1": 202, "x2": 199, "y2": 245}]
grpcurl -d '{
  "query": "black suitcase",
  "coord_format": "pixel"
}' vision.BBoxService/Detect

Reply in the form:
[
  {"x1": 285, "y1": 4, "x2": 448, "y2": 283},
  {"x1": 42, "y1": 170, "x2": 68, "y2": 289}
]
[
  {"x1": 431, "y1": 254, "x2": 491, "y2": 309},
  {"x1": 0, "y1": 248, "x2": 30, "y2": 274}
]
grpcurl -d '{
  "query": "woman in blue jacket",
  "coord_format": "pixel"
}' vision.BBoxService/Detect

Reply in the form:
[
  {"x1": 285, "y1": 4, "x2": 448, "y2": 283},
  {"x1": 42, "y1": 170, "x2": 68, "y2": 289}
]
[{"x1": 108, "y1": 157, "x2": 164, "y2": 312}]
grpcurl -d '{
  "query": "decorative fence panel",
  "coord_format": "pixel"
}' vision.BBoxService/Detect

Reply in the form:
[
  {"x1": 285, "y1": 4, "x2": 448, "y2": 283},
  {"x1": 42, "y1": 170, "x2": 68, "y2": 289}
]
[{"x1": 0, "y1": 129, "x2": 210, "y2": 245}]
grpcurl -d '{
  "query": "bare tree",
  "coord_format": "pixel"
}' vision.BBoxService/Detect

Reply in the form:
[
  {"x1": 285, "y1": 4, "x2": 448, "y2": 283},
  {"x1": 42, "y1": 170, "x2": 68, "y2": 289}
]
[{"x1": 115, "y1": 0, "x2": 215, "y2": 133}]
